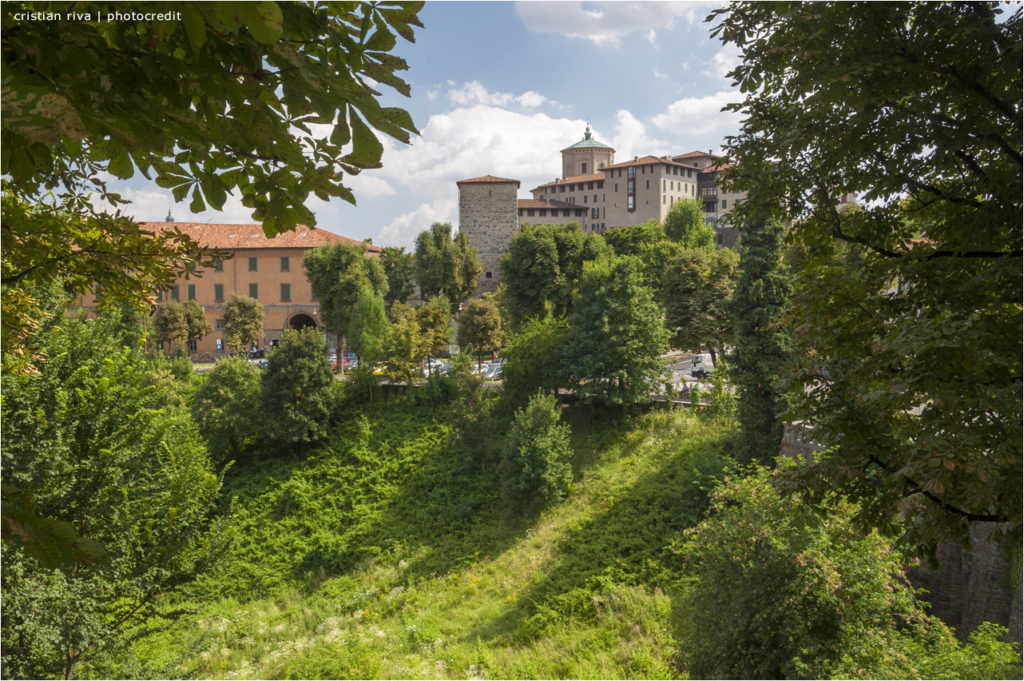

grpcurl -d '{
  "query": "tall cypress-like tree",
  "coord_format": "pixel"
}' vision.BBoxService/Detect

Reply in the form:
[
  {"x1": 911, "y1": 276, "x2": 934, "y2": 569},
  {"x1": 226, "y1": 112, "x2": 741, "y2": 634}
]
[{"x1": 732, "y1": 217, "x2": 793, "y2": 465}]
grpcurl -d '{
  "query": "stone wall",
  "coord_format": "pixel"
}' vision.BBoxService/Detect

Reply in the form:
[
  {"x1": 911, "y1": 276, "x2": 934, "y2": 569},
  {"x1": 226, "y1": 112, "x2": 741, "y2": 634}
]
[{"x1": 459, "y1": 181, "x2": 520, "y2": 294}]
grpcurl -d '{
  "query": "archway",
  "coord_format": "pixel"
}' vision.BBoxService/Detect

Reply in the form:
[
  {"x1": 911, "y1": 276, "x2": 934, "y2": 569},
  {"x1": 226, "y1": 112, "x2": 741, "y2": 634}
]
[{"x1": 288, "y1": 313, "x2": 318, "y2": 330}]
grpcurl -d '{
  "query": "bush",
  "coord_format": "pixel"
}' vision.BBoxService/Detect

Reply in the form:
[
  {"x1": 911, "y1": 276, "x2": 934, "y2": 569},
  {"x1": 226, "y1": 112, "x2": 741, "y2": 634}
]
[
  {"x1": 261, "y1": 328, "x2": 335, "y2": 452},
  {"x1": 498, "y1": 392, "x2": 573, "y2": 513},
  {"x1": 678, "y1": 466, "x2": 1021, "y2": 679},
  {"x1": 192, "y1": 355, "x2": 262, "y2": 465}
]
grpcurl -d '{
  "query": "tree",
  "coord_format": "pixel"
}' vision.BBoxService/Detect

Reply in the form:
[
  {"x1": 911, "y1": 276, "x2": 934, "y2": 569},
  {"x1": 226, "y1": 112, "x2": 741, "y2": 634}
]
[
  {"x1": 192, "y1": 355, "x2": 262, "y2": 465},
  {"x1": 182, "y1": 299, "x2": 212, "y2": 347},
  {"x1": 731, "y1": 218, "x2": 793, "y2": 465},
  {"x1": 223, "y1": 294, "x2": 264, "y2": 355},
  {"x1": 380, "y1": 313, "x2": 427, "y2": 385},
  {"x1": 498, "y1": 392, "x2": 574, "y2": 513},
  {"x1": 562, "y1": 257, "x2": 670, "y2": 407},
  {"x1": 303, "y1": 243, "x2": 387, "y2": 342},
  {"x1": 380, "y1": 246, "x2": 416, "y2": 306},
  {"x1": 662, "y1": 247, "x2": 740, "y2": 359},
  {"x1": 261, "y1": 328, "x2": 334, "y2": 452},
  {"x1": 499, "y1": 314, "x2": 571, "y2": 411},
  {"x1": 710, "y1": 1, "x2": 1022, "y2": 551},
  {"x1": 1, "y1": 312, "x2": 228, "y2": 679},
  {"x1": 603, "y1": 218, "x2": 684, "y2": 296},
  {"x1": 348, "y1": 288, "x2": 389, "y2": 367},
  {"x1": 664, "y1": 197, "x2": 714, "y2": 250},
  {"x1": 152, "y1": 300, "x2": 188, "y2": 352},
  {"x1": 457, "y1": 294, "x2": 504, "y2": 366},
  {"x1": 1, "y1": 2, "x2": 422, "y2": 363},
  {"x1": 414, "y1": 223, "x2": 482, "y2": 311},
  {"x1": 498, "y1": 222, "x2": 610, "y2": 331},
  {"x1": 417, "y1": 295, "x2": 453, "y2": 358}
]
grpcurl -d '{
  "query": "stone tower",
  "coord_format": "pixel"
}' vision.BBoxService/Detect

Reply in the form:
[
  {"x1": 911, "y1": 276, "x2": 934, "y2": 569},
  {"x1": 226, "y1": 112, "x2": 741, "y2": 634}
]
[
  {"x1": 457, "y1": 175, "x2": 521, "y2": 294},
  {"x1": 561, "y1": 125, "x2": 615, "y2": 178}
]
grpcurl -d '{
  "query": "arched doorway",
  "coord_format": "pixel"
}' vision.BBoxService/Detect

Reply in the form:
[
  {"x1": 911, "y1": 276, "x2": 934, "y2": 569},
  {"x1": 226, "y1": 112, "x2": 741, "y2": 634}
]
[{"x1": 288, "y1": 313, "x2": 318, "y2": 330}]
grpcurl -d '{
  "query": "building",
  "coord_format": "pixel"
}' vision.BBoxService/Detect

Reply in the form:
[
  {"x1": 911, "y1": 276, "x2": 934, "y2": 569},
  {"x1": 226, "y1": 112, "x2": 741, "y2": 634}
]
[{"x1": 74, "y1": 221, "x2": 381, "y2": 359}]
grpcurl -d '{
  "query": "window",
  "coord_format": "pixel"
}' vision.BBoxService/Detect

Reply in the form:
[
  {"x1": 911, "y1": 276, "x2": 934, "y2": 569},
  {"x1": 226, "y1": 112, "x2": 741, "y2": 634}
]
[
  {"x1": 614, "y1": 183, "x2": 618, "y2": 192},
  {"x1": 646, "y1": 180, "x2": 650, "y2": 190},
  {"x1": 593, "y1": 194, "x2": 598, "y2": 203},
  {"x1": 214, "y1": 284, "x2": 224, "y2": 302},
  {"x1": 215, "y1": 318, "x2": 225, "y2": 330},
  {"x1": 281, "y1": 256, "x2": 290, "y2": 272},
  {"x1": 249, "y1": 283, "x2": 258, "y2": 298},
  {"x1": 587, "y1": 181, "x2": 594, "y2": 189},
  {"x1": 591, "y1": 208, "x2": 600, "y2": 219},
  {"x1": 583, "y1": 195, "x2": 587, "y2": 203},
  {"x1": 581, "y1": 162, "x2": 587, "y2": 173},
  {"x1": 280, "y1": 283, "x2": 291, "y2": 301},
  {"x1": 188, "y1": 283, "x2": 196, "y2": 300},
  {"x1": 663, "y1": 180, "x2": 666, "y2": 191},
  {"x1": 170, "y1": 285, "x2": 180, "y2": 302},
  {"x1": 721, "y1": 199, "x2": 728, "y2": 209},
  {"x1": 248, "y1": 256, "x2": 257, "y2": 271},
  {"x1": 214, "y1": 259, "x2": 223, "y2": 272},
  {"x1": 628, "y1": 167, "x2": 635, "y2": 179},
  {"x1": 188, "y1": 339, "x2": 197, "y2": 353},
  {"x1": 485, "y1": 272, "x2": 493, "y2": 279},
  {"x1": 627, "y1": 195, "x2": 635, "y2": 210}
]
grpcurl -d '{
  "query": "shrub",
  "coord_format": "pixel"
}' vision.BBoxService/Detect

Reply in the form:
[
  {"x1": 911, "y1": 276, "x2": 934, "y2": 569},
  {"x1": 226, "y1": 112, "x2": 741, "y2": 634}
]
[
  {"x1": 261, "y1": 328, "x2": 335, "y2": 452},
  {"x1": 192, "y1": 355, "x2": 262, "y2": 465},
  {"x1": 498, "y1": 392, "x2": 573, "y2": 513},
  {"x1": 678, "y1": 466, "x2": 1021, "y2": 679}
]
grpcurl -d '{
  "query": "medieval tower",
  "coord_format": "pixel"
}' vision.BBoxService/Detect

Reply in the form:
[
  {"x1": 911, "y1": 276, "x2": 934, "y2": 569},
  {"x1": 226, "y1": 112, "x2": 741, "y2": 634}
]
[
  {"x1": 456, "y1": 175, "x2": 521, "y2": 294},
  {"x1": 560, "y1": 125, "x2": 615, "y2": 177}
]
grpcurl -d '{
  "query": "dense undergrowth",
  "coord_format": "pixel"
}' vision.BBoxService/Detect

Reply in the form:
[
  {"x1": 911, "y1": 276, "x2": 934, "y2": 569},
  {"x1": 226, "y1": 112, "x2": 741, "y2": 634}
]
[{"x1": 118, "y1": 399, "x2": 735, "y2": 679}]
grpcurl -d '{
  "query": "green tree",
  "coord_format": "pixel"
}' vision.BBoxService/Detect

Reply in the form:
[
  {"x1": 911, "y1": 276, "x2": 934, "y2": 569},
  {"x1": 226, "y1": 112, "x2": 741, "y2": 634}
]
[
  {"x1": 348, "y1": 288, "x2": 389, "y2": 367},
  {"x1": 223, "y1": 294, "x2": 264, "y2": 355},
  {"x1": 182, "y1": 299, "x2": 212, "y2": 347},
  {"x1": 680, "y1": 467, "x2": 1021, "y2": 680},
  {"x1": 731, "y1": 218, "x2": 793, "y2": 465},
  {"x1": 414, "y1": 223, "x2": 482, "y2": 311},
  {"x1": 498, "y1": 222, "x2": 610, "y2": 331},
  {"x1": 261, "y1": 328, "x2": 334, "y2": 452},
  {"x1": 0, "y1": 312, "x2": 228, "y2": 679},
  {"x1": 380, "y1": 246, "x2": 416, "y2": 306},
  {"x1": 457, "y1": 294, "x2": 504, "y2": 366},
  {"x1": 663, "y1": 197, "x2": 714, "y2": 250},
  {"x1": 710, "y1": 1, "x2": 1022, "y2": 551},
  {"x1": 152, "y1": 300, "x2": 188, "y2": 352},
  {"x1": 499, "y1": 314, "x2": 571, "y2": 411},
  {"x1": 562, "y1": 257, "x2": 670, "y2": 407},
  {"x1": 498, "y1": 392, "x2": 574, "y2": 513},
  {"x1": 662, "y1": 247, "x2": 739, "y2": 359},
  {"x1": 192, "y1": 355, "x2": 262, "y2": 465},
  {"x1": 416, "y1": 295, "x2": 452, "y2": 358},
  {"x1": 603, "y1": 218, "x2": 683, "y2": 296},
  {"x1": 1, "y1": 2, "x2": 422, "y2": 363},
  {"x1": 303, "y1": 243, "x2": 387, "y2": 342},
  {"x1": 381, "y1": 313, "x2": 427, "y2": 386}
]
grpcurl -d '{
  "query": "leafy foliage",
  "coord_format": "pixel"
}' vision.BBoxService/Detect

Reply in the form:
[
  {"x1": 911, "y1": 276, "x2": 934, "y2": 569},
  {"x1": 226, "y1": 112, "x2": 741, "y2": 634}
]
[
  {"x1": 192, "y1": 355, "x2": 263, "y2": 466},
  {"x1": 663, "y1": 197, "x2": 714, "y2": 250},
  {"x1": 183, "y1": 299, "x2": 212, "y2": 345},
  {"x1": 348, "y1": 288, "x2": 389, "y2": 366},
  {"x1": 498, "y1": 222, "x2": 610, "y2": 331},
  {"x1": 679, "y1": 466, "x2": 1021, "y2": 680},
  {"x1": 260, "y1": 328, "x2": 334, "y2": 452},
  {"x1": 602, "y1": 219, "x2": 684, "y2": 296},
  {"x1": 711, "y1": 1, "x2": 1022, "y2": 550},
  {"x1": 499, "y1": 314, "x2": 571, "y2": 411},
  {"x1": 380, "y1": 312, "x2": 426, "y2": 385},
  {"x1": 152, "y1": 300, "x2": 189, "y2": 350},
  {"x1": 0, "y1": 312, "x2": 228, "y2": 679},
  {"x1": 416, "y1": 295, "x2": 452, "y2": 358},
  {"x1": 414, "y1": 223, "x2": 482, "y2": 311},
  {"x1": 303, "y1": 243, "x2": 387, "y2": 340},
  {"x1": 379, "y1": 246, "x2": 416, "y2": 306},
  {"x1": 457, "y1": 294, "x2": 503, "y2": 365},
  {"x1": 731, "y1": 217, "x2": 792, "y2": 464},
  {"x1": 223, "y1": 294, "x2": 264, "y2": 354},
  {"x1": 498, "y1": 393, "x2": 574, "y2": 513},
  {"x1": 563, "y1": 257, "x2": 669, "y2": 407},
  {"x1": 663, "y1": 247, "x2": 739, "y2": 357}
]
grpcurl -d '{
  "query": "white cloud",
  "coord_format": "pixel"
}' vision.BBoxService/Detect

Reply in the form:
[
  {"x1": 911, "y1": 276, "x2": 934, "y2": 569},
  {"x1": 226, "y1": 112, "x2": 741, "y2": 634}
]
[
  {"x1": 610, "y1": 110, "x2": 671, "y2": 160},
  {"x1": 515, "y1": 1, "x2": 715, "y2": 47},
  {"x1": 447, "y1": 80, "x2": 549, "y2": 109},
  {"x1": 706, "y1": 44, "x2": 741, "y2": 81},
  {"x1": 651, "y1": 90, "x2": 743, "y2": 137},
  {"x1": 377, "y1": 198, "x2": 457, "y2": 247},
  {"x1": 346, "y1": 169, "x2": 396, "y2": 198}
]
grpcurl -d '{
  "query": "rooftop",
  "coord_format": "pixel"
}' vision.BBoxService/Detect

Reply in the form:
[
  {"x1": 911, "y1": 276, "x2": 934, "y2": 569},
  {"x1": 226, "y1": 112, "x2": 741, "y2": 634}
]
[
  {"x1": 143, "y1": 222, "x2": 381, "y2": 252},
  {"x1": 561, "y1": 125, "x2": 614, "y2": 152},
  {"x1": 456, "y1": 175, "x2": 521, "y2": 185},
  {"x1": 517, "y1": 198, "x2": 580, "y2": 210},
  {"x1": 603, "y1": 155, "x2": 701, "y2": 170}
]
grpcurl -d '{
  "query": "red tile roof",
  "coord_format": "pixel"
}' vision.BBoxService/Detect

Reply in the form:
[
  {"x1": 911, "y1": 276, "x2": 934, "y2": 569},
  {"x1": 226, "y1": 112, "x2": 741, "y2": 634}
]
[
  {"x1": 517, "y1": 199, "x2": 578, "y2": 210},
  {"x1": 532, "y1": 173, "x2": 605, "y2": 190},
  {"x1": 603, "y1": 155, "x2": 698, "y2": 170},
  {"x1": 456, "y1": 175, "x2": 521, "y2": 185},
  {"x1": 143, "y1": 222, "x2": 382, "y2": 252}
]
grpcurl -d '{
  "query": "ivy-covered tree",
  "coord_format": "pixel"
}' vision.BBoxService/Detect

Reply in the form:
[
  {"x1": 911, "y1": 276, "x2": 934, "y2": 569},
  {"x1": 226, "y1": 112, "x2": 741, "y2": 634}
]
[
  {"x1": 182, "y1": 299, "x2": 212, "y2": 348},
  {"x1": 499, "y1": 314, "x2": 571, "y2": 412},
  {"x1": 417, "y1": 295, "x2": 452, "y2": 358},
  {"x1": 0, "y1": 311, "x2": 228, "y2": 679},
  {"x1": 603, "y1": 219, "x2": 684, "y2": 296},
  {"x1": 348, "y1": 288, "x2": 389, "y2": 367},
  {"x1": 498, "y1": 222, "x2": 610, "y2": 331},
  {"x1": 662, "y1": 247, "x2": 740, "y2": 359},
  {"x1": 303, "y1": 243, "x2": 388, "y2": 342},
  {"x1": 381, "y1": 313, "x2": 427, "y2": 386},
  {"x1": 223, "y1": 294, "x2": 264, "y2": 355},
  {"x1": 731, "y1": 218, "x2": 793, "y2": 465},
  {"x1": 457, "y1": 294, "x2": 504, "y2": 366},
  {"x1": 711, "y1": 1, "x2": 1022, "y2": 552},
  {"x1": 498, "y1": 392, "x2": 574, "y2": 513},
  {"x1": 261, "y1": 328, "x2": 335, "y2": 452},
  {"x1": 562, "y1": 257, "x2": 669, "y2": 407},
  {"x1": 192, "y1": 355, "x2": 262, "y2": 465},
  {"x1": 414, "y1": 223, "x2": 481, "y2": 311},
  {"x1": 152, "y1": 300, "x2": 188, "y2": 352},
  {"x1": 664, "y1": 197, "x2": 714, "y2": 250},
  {"x1": 380, "y1": 246, "x2": 416, "y2": 306}
]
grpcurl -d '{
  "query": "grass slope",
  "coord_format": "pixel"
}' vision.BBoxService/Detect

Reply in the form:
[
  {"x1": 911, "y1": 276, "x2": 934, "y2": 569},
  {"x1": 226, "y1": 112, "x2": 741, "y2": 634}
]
[{"x1": 131, "y1": 401, "x2": 735, "y2": 679}]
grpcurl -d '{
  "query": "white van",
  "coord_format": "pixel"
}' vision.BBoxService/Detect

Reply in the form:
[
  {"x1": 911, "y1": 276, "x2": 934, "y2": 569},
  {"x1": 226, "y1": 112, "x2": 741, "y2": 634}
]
[{"x1": 692, "y1": 353, "x2": 714, "y2": 379}]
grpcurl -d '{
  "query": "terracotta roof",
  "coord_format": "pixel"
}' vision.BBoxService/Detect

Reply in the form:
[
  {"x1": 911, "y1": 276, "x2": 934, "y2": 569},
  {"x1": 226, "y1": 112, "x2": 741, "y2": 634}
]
[
  {"x1": 517, "y1": 199, "x2": 579, "y2": 210},
  {"x1": 603, "y1": 155, "x2": 695, "y2": 170},
  {"x1": 456, "y1": 175, "x2": 521, "y2": 185},
  {"x1": 143, "y1": 222, "x2": 382, "y2": 252},
  {"x1": 674, "y1": 151, "x2": 720, "y2": 159},
  {"x1": 533, "y1": 173, "x2": 605, "y2": 190}
]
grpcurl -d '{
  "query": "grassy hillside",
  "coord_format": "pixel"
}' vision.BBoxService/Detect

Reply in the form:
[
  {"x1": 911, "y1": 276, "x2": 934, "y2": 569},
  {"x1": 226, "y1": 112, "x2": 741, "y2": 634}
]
[{"x1": 128, "y1": 400, "x2": 735, "y2": 679}]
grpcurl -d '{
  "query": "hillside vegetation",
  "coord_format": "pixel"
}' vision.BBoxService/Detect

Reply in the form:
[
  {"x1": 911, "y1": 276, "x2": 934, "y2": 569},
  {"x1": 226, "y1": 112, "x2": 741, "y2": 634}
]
[{"x1": 129, "y1": 401, "x2": 734, "y2": 679}]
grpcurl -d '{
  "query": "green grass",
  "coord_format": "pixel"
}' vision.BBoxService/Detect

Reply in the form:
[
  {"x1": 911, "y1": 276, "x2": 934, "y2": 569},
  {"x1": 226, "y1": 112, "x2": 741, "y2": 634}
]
[{"x1": 125, "y1": 401, "x2": 736, "y2": 679}]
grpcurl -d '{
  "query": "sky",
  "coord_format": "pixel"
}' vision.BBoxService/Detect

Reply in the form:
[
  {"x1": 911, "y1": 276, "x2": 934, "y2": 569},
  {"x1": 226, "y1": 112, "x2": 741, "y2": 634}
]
[{"x1": 109, "y1": 1, "x2": 743, "y2": 248}]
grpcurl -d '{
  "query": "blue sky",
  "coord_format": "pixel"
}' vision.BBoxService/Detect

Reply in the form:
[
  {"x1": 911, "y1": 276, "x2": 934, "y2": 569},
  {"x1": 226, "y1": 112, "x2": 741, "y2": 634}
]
[{"x1": 112, "y1": 1, "x2": 742, "y2": 247}]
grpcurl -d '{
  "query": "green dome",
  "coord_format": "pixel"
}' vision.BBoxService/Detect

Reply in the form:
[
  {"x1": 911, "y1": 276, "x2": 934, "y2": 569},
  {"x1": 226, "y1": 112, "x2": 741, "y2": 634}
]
[{"x1": 562, "y1": 125, "x2": 614, "y2": 152}]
